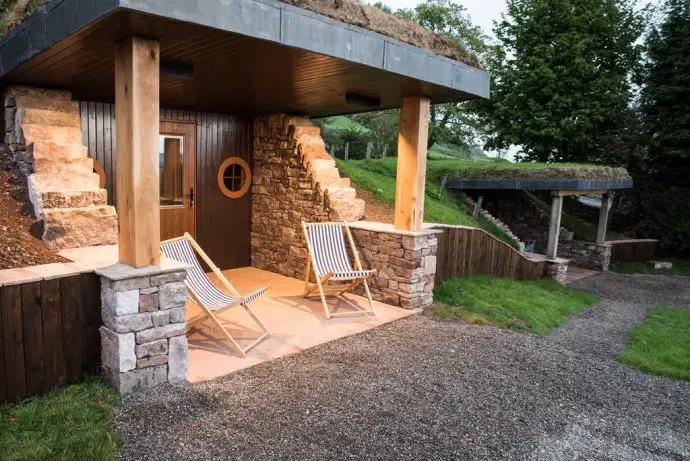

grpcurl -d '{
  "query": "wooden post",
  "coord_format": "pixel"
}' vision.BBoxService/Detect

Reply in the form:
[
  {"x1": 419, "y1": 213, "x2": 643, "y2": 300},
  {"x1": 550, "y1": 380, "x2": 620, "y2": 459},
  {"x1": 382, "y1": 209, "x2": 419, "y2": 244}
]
[
  {"x1": 344, "y1": 142, "x2": 349, "y2": 160},
  {"x1": 546, "y1": 192, "x2": 563, "y2": 260},
  {"x1": 394, "y1": 96, "x2": 430, "y2": 231},
  {"x1": 115, "y1": 37, "x2": 161, "y2": 268},
  {"x1": 382, "y1": 144, "x2": 387, "y2": 159},
  {"x1": 366, "y1": 142, "x2": 373, "y2": 159},
  {"x1": 596, "y1": 191, "x2": 614, "y2": 244}
]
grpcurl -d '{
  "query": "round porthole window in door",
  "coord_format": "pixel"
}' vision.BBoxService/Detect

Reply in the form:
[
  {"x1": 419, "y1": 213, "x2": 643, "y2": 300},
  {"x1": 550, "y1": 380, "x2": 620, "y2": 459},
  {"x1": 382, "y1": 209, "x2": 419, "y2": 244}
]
[{"x1": 217, "y1": 157, "x2": 251, "y2": 199}]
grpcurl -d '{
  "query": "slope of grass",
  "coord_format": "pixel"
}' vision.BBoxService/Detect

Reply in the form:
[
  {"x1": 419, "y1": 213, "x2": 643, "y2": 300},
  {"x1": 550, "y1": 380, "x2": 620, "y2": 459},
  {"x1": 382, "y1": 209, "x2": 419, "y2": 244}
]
[
  {"x1": 336, "y1": 158, "x2": 518, "y2": 248},
  {"x1": 1, "y1": 0, "x2": 44, "y2": 36},
  {"x1": 320, "y1": 115, "x2": 370, "y2": 132},
  {"x1": 430, "y1": 275, "x2": 599, "y2": 335},
  {"x1": 0, "y1": 376, "x2": 121, "y2": 461},
  {"x1": 619, "y1": 307, "x2": 690, "y2": 381},
  {"x1": 523, "y1": 190, "x2": 598, "y2": 241},
  {"x1": 610, "y1": 259, "x2": 690, "y2": 276}
]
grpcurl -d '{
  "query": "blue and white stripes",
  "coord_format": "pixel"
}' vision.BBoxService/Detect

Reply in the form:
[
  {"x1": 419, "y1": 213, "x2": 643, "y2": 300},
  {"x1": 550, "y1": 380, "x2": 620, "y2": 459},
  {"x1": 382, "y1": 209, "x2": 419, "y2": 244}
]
[{"x1": 305, "y1": 223, "x2": 375, "y2": 280}]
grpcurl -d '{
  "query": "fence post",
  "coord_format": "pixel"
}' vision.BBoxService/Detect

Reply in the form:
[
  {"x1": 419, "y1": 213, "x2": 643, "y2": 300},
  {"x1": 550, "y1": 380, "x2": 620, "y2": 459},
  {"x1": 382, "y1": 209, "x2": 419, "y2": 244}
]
[
  {"x1": 382, "y1": 144, "x2": 387, "y2": 159},
  {"x1": 366, "y1": 142, "x2": 373, "y2": 159},
  {"x1": 330, "y1": 144, "x2": 335, "y2": 158},
  {"x1": 344, "y1": 142, "x2": 349, "y2": 160}
]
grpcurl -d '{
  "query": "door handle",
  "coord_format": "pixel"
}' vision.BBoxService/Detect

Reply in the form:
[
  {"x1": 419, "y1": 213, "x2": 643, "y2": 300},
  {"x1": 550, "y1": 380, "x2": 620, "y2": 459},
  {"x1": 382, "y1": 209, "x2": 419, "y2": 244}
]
[{"x1": 183, "y1": 187, "x2": 194, "y2": 207}]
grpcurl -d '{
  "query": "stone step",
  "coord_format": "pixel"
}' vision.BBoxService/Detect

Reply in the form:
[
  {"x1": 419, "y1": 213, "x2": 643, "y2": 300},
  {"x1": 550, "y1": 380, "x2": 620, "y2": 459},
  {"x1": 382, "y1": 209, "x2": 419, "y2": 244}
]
[
  {"x1": 325, "y1": 187, "x2": 357, "y2": 202},
  {"x1": 312, "y1": 167, "x2": 340, "y2": 183},
  {"x1": 329, "y1": 198, "x2": 365, "y2": 222},
  {"x1": 28, "y1": 141, "x2": 89, "y2": 161},
  {"x1": 34, "y1": 157, "x2": 93, "y2": 175},
  {"x1": 318, "y1": 177, "x2": 351, "y2": 188},
  {"x1": 20, "y1": 124, "x2": 83, "y2": 146},
  {"x1": 298, "y1": 134, "x2": 326, "y2": 149},
  {"x1": 28, "y1": 172, "x2": 101, "y2": 193},
  {"x1": 6, "y1": 86, "x2": 74, "y2": 111},
  {"x1": 40, "y1": 189, "x2": 108, "y2": 209},
  {"x1": 293, "y1": 125, "x2": 321, "y2": 138},
  {"x1": 301, "y1": 149, "x2": 333, "y2": 166},
  {"x1": 42, "y1": 205, "x2": 118, "y2": 249},
  {"x1": 308, "y1": 158, "x2": 336, "y2": 170},
  {"x1": 17, "y1": 107, "x2": 81, "y2": 128}
]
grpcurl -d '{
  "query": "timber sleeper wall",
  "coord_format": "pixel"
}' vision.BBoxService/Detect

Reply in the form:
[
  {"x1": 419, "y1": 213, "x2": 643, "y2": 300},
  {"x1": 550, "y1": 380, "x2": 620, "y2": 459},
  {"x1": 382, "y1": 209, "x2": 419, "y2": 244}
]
[
  {"x1": 433, "y1": 225, "x2": 548, "y2": 284},
  {"x1": 0, "y1": 272, "x2": 101, "y2": 403}
]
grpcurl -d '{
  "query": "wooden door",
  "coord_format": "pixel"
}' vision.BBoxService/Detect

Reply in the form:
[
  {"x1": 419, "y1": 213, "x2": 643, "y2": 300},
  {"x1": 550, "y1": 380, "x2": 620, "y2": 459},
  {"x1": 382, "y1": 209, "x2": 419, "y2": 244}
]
[{"x1": 159, "y1": 120, "x2": 196, "y2": 240}]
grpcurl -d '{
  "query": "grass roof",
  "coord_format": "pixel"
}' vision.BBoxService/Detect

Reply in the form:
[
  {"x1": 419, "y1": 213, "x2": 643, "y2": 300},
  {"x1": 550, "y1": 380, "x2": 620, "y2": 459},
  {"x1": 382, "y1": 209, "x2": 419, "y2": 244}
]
[
  {"x1": 436, "y1": 160, "x2": 631, "y2": 181},
  {"x1": 1, "y1": 0, "x2": 479, "y2": 67}
]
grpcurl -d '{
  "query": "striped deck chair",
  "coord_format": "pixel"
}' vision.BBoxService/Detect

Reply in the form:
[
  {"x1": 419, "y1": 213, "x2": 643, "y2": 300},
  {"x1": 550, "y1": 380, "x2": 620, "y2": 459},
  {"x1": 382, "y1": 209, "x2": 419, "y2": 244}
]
[
  {"x1": 161, "y1": 233, "x2": 271, "y2": 357},
  {"x1": 302, "y1": 222, "x2": 377, "y2": 319}
]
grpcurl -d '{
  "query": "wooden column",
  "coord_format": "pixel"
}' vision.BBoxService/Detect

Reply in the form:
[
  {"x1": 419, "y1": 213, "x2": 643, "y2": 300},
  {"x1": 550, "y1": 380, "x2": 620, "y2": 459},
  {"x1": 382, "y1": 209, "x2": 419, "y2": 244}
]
[
  {"x1": 546, "y1": 192, "x2": 564, "y2": 260},
  {"x1": 394, "y1": 96, "x2": 430, "y2": 231},
  {"x1": 115, "y1": 37, "x2": 161, "y2": 268},
  {"x1": 596, "y1": 191, "x2": 614, "y2": 244}
]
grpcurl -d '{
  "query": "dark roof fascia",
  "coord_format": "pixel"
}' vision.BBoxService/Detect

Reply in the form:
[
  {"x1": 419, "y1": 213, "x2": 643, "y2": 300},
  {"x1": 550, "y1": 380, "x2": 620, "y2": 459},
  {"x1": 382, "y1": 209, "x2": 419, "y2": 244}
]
[
  {"x1": 0, "y1": 0, "x2": 489, "y2": 100},
  {"x1": 0, "y1": 0, "x2": 120, "y2": 77},
  {"x1": 445, "y1": 178, "x2": 634, "y2": 191}
]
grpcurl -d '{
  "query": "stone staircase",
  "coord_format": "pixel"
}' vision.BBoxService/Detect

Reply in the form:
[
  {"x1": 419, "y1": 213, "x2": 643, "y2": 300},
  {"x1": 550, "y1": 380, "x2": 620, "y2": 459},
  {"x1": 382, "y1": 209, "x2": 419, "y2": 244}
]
[
  {"x1": 458, "y1": 192, "x2": 525, "y2": 252},
  {"x1": 7, "y1": 86, "x2": 117, "y2": 249},
  {"x1": 288, "y1": 118, "x2": 365, "y2": 221}
]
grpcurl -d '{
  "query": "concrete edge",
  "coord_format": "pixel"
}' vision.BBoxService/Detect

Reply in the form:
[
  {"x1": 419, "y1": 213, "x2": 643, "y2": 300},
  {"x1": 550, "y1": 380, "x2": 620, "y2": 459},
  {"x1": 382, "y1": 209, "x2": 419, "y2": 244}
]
[{"x1": 95, "y1": 257, "x2": 191, "y2": 281}]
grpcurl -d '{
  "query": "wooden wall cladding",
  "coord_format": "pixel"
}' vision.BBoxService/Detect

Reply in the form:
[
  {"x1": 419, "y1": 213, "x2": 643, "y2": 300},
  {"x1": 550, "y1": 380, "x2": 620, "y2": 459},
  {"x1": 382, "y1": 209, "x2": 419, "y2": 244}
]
[
  {"x1": 79, "y1": 102, "x2": 253, "y2": 270},
  {"x1": 0, "y1": 273, "x2": 102, "y2": 403},
  {"x1": 434, "y1": 226, "x2": 548, "y2": 284}
]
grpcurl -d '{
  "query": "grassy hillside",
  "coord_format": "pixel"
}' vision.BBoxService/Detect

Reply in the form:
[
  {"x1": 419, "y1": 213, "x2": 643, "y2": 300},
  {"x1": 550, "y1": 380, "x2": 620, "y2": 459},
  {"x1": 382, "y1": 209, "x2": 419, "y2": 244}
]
[
  {"x1": 336, "y1": 158, "x2": 517, "y2": 248},
  {"x1": 320, "y1": 116, "x2": 370, "y2": 133}
]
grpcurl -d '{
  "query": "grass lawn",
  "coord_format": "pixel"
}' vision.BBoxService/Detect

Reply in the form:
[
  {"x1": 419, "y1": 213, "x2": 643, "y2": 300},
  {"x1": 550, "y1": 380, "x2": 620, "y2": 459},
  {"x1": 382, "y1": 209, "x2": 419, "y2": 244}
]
[
  {"x1": 0, "y1": 377, "x2": 121, "y2": 461},
  {"x1": 336, "y1": 158, "x2": 518, "y2": 248},
  {"x1": 610, "y1": 259, "x2": 690, "y2": 277},
  {"x1": 434, "y1": 159, "x2": 630, "y2": 181},
  {"x1": 430, "y1": 275, "x2": 600, "y2": 335},
  {"x1": 619, "y1": 307, "x2": 690, "y2": 381}
]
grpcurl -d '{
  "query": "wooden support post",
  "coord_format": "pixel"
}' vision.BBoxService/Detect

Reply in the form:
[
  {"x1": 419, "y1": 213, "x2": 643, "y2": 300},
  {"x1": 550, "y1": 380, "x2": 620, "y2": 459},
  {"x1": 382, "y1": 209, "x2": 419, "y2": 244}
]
[
  {"x1": 596, "y1": 191, "x2": 614, "y2": 244},
  {"x1": 394, "y1": 96, "x2": 430, "y2": 231},
  {"x1": 546, "y1": 192, "x2": 564, "y2": 260},
  {"x1": 115, "y1": 37, "x2": 161, "y2": 268},
  {"x1": 344, "y1": 142, "x2": 349, "y2": 160}
]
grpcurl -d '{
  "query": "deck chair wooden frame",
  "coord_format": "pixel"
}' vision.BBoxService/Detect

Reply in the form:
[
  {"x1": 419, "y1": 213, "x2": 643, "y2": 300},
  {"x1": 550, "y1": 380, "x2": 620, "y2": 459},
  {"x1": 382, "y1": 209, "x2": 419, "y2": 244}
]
[
  {"x1": 161, "y1": 233, "x2": 271, "y2": 358},
  {"x1": 302, "y1": 222, "x2": 377, "y2": 319}
]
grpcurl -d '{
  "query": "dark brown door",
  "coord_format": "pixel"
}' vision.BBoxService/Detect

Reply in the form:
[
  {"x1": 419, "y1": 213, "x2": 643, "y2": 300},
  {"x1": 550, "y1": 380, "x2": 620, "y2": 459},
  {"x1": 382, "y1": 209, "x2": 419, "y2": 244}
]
[{"x1": 159, "y1": 120, "x2": 196, "y2": 240}]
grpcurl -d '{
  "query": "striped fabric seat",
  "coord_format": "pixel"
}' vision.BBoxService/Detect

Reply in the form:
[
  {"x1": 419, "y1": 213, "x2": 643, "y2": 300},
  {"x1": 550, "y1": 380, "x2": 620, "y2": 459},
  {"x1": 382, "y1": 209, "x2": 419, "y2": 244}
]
[
  {"x1": 161, "y1": 238, "x2": 263, "y2": 310},
  {"x1": 305, "y1": 223, "x2": 375, "y2": 280}
]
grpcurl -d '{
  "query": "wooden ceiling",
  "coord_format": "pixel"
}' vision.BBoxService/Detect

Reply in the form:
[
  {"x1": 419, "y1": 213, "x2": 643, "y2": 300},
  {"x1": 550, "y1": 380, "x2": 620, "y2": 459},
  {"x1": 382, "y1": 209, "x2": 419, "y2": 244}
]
[{"x1": 2, "y1": 10, "x2": 474, "y2": 117}]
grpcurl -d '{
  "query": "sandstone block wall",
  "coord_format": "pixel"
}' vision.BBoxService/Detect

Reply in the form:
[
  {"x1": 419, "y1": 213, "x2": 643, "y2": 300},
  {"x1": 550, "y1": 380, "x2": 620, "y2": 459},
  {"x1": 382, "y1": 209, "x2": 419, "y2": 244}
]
[
  {"x1": 3, "y1": 86, "x2": 117, "y2": 249},
  {"x1": 350, "y1": 225, "x2": 439, "y2": 310},
  {"x1": 251, "y1": 115, "x2": 365, "y2": 279},
  {"x1": 98, "y1": 264, "x2": 189, "y2": 394}
]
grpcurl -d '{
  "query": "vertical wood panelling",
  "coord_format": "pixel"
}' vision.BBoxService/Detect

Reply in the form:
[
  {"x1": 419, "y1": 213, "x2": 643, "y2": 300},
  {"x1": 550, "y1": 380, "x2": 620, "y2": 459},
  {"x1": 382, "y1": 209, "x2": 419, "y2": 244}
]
[
  {"x1": 0, "y1": 275, "x2": 101, "y2": 403},
  {"x1": 79, "y1": 102, "x2": 253, "y2": 269},
  {"x1": 434, "y1": 226, "x2": 548, "y2": 285}
]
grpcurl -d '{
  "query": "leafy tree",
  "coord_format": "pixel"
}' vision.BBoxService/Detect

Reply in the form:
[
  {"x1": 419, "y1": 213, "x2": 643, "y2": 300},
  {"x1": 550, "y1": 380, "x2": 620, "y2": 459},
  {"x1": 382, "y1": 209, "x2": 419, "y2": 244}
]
[
  {"x1": 395, "y1": 0, "x2": 494, "y2": 149},
  {"x1": 480, "y1": 0, "x2": 646, "y2": 163},
  {"x1": 618, "y1": 0, "x2": 690, "y2": 254}
]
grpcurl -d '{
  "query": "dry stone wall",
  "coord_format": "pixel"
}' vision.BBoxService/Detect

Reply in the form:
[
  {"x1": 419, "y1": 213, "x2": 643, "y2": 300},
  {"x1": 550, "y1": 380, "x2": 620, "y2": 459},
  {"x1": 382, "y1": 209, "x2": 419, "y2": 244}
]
[
  {"x1": 251, "y1": 115, "x2": 365, "y2": 279},
  {"x1": 97, "y1": 263, "x2": 189, "y2": 394}
]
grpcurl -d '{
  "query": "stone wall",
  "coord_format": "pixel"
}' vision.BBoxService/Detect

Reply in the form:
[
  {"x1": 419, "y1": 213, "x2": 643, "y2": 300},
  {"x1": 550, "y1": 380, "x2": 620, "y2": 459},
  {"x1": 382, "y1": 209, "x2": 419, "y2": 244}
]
[
  {"x1": 251, "y1": 114, "x2": 365, "y2": 279},
  {"x1": 558, "y1": 240, "x2": 611, "y2": 271},
  {"x1": 97, "y1": 262, "x2": 189, "y2": 394},
  {"x1": 350, "y1": 223, "x2": 439, "y2": 310}
]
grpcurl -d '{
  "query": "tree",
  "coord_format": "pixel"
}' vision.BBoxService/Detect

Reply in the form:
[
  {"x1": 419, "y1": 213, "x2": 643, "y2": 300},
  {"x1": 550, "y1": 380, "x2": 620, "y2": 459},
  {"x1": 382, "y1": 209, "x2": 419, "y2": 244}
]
[
  {"x1": 395, "y1": 0, "x2": 494, "y2": 149},
  {"x1": 618, "y1": 0, "x2": 690, "y2": 254},
  {"x1": 481, "y1": 0, "x2": 646, "y2": 163}
]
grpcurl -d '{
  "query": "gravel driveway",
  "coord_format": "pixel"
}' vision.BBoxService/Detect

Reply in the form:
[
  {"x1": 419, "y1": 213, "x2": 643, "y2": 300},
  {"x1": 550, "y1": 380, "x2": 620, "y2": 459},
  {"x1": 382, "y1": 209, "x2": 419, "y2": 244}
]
[{"x1": 117, "y1": 273, "x2": 690, "y2": 460}]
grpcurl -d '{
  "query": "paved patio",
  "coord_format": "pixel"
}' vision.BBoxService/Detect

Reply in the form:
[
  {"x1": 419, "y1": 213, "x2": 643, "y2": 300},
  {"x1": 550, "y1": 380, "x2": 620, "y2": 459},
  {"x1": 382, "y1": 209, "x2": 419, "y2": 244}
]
[{"x1": 117, "y1": 272, "x2": 690, "y2": 460}]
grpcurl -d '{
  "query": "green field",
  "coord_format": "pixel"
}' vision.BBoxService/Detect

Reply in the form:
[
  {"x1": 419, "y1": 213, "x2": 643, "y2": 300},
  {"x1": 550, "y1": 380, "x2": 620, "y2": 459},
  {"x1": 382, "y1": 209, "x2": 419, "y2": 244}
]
[
  {"x1": 320, "y1": 115, "x2": 370, "y2": 132},
  {"x1": 610, "y1": 259, "x2": 690, "y2": 276},
  {"x1": 619, "y1": 307, "x2": 690, "y2": 380},
  {"x1": 431, "y1": 275, "x2": 599, "y2": 335}
]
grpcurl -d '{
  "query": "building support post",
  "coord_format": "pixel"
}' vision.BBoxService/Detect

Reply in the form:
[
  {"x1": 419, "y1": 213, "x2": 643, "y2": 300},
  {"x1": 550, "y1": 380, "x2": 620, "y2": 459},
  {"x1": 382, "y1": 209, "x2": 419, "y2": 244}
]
[
  {"x1": 115, "y1": 37, "x2": 161, "y2": 268},
  {"x1": 546, "y1": 192, "x2": 564, "y2": 260},
  {"x1": 394, "y1": 96, "x2": 430, "y2": 231},
  {"x1": 596, "y1": 191, "x2": 613, "y2": 244}
]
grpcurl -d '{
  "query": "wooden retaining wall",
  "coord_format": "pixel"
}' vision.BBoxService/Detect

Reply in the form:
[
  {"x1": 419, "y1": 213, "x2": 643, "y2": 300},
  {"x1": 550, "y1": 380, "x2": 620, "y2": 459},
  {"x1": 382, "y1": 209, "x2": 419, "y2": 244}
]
[
  {"x1": 0, "y1": 273, "x2": 101, "y2": 403},
  {"x1": 608, "y1": 239, "x2": 658, "y2": 263},
  {"x1": 434, "y1": 225, "x2": 548, "y2": 284}
]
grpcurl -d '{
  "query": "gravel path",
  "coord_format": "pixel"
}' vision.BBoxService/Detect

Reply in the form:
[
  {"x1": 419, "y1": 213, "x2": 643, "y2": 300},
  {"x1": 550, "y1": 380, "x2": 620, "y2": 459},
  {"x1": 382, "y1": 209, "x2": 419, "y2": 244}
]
[{"x1": 117, "y1": 273, "x2": 690, "y2": 460}]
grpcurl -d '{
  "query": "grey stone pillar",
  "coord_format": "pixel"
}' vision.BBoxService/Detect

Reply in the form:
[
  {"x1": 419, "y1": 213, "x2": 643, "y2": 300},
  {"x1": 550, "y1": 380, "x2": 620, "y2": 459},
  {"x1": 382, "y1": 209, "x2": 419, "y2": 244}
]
[
  {"x1": 547, "y1": 258, "x2": 569, "y2": 284},
  {"x1": 97, "y1": 261, "x2": 189, "y2": 394}
]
